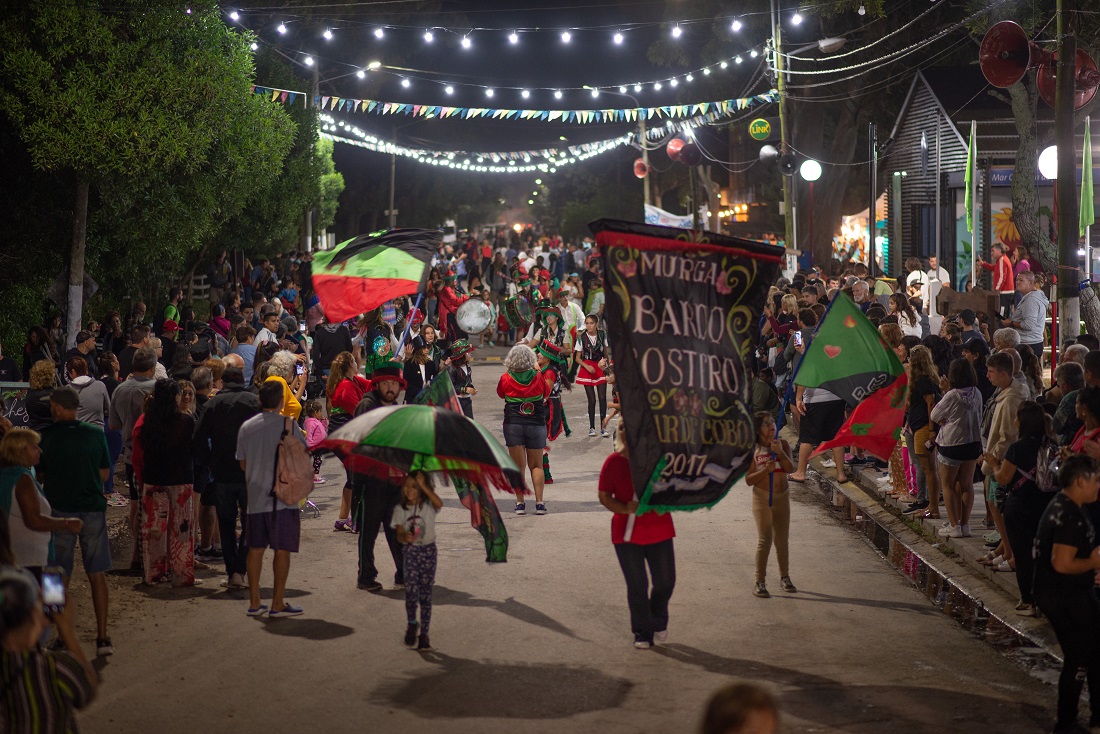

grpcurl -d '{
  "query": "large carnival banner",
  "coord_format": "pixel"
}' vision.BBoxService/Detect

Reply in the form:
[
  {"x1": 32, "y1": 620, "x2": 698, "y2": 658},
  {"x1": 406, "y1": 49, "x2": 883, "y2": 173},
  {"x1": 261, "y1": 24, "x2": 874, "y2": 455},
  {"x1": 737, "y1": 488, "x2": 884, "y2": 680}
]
[{"x1": 589, "y1": 219, "x2": 783, "y2": 512}]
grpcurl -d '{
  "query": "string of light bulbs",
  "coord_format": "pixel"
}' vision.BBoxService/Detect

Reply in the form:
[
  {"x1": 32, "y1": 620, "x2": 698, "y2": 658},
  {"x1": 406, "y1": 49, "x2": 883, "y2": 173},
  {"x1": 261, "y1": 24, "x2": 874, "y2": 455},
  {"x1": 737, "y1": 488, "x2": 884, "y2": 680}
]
[{"x1": 231, "y1": 12, "x2": 773, "y2": 101}]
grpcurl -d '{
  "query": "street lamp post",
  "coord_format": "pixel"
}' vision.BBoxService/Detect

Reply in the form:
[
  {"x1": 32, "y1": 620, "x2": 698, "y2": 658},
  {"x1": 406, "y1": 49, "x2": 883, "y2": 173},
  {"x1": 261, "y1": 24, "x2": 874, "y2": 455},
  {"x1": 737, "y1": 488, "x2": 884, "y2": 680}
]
[{"x1": 800, "y1": 159, "x2": 822, "y2": 265}]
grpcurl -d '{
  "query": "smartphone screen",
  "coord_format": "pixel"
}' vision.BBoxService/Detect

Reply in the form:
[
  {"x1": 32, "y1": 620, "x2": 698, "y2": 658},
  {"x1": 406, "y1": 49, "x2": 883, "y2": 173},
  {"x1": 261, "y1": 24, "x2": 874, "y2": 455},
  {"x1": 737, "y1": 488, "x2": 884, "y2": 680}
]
[
  {"x1": 299, "y1": 322, "x2": 307, "y2": 333},
  {"x1": 41, "y1": 570, "x2": 65, "y2": 612},
  {"x1": 793, "y1": 331, "x2": 804, "y2": 348},
  {"x1": 295, "y1": 362, "x2": 305, "y2": 376}
]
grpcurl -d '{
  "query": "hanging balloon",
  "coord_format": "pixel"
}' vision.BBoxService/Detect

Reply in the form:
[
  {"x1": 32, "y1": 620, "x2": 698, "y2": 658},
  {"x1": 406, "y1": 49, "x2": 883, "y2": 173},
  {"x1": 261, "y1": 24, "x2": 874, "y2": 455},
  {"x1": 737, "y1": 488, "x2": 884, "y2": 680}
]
[
  {"x1": 678, "y1": 142, "x2": 702, "y2": 166},
  {"x1": 633, "y1": 158, "x2": 649, "y2": 178},
  {"x1": 666, "y1": 138, "x2": 685, "y2": 161}
]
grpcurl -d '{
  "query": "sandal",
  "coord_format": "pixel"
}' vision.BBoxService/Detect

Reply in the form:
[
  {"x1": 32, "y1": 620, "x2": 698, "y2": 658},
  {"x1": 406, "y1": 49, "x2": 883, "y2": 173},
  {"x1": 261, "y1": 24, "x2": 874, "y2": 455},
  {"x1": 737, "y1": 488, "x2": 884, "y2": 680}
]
[
  {"x1": 992, "y1": 560, "x2": 1014, "y2": 572},
  {"x1": 921, "y1": 510, "x2": 941, "y2": 520},
  {"x1": 977, "y1": 551, "x2": 998, "y2": 565}
]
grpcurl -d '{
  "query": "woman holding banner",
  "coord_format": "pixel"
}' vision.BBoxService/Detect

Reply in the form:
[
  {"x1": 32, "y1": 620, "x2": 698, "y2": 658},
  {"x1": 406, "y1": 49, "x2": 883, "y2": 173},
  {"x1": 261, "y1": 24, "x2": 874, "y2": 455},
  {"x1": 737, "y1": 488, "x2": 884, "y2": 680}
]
[{"x1": 598, "y1": 424, "x2": 676, "y2": 650}]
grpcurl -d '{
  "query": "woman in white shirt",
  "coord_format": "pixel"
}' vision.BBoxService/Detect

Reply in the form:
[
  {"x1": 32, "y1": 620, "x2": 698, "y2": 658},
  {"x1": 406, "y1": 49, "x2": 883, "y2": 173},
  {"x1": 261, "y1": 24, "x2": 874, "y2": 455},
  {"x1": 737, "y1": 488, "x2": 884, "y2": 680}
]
[
  {"x1": 0, "y1": 428, "x2": 82, "y2": 574},
  {"x1": 890, "y1": 293, "x2": 922, "y2": 338}
]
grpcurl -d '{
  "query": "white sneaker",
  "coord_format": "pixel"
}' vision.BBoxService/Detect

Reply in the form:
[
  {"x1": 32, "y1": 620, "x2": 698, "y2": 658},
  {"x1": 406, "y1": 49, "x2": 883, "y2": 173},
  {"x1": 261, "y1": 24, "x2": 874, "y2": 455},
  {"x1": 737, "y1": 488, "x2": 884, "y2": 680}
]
[
  {"x1": 821, "y1": 458, "x2": 836, "y2": 469},
  {"x1": 938, "y1": 525, "x2": 964, "y2": 538},
  {"x1": 589, "y1": 428, "x2": 597, "y2": 437},
  {"x1": 654, "y1": 629, "x2": 668, "y2": 643}
]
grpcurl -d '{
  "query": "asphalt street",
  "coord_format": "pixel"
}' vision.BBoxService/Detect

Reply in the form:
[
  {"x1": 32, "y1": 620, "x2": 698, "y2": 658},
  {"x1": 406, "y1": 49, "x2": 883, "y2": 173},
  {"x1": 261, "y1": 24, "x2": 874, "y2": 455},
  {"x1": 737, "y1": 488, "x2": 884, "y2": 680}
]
[{"x1": 67, "y1": 350, "x2": 1054, "y2": 733}]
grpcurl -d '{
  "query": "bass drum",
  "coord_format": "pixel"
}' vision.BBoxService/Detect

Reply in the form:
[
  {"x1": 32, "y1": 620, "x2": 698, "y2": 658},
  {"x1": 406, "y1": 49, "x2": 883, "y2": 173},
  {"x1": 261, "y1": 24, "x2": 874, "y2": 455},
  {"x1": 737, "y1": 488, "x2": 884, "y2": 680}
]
[
  {"x1": 503, "y1": 296, "x2": 533, "y2": 330},
  {"x1": 456, "y1": 299, "x2": 493, "y2": 334}
]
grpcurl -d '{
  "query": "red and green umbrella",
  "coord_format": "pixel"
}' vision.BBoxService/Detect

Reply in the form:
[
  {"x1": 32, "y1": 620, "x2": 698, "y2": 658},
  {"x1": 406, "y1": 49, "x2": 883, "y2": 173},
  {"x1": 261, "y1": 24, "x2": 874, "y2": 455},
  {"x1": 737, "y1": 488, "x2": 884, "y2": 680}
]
[
  {"x1": 322, "y1": 405, "x2": 527, "y2": 495},
  {"x1": 311, "y1": 229, "x2": 441, "y2": 323}
]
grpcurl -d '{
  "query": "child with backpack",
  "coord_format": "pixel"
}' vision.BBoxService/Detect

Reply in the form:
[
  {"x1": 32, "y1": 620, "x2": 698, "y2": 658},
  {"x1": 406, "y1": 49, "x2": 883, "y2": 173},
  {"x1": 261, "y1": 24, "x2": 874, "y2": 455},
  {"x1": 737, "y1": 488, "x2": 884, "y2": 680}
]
[
  {"x1": 392, "y1": 470, "x2": 443, "y2": 651},
  {"x1": 303, "y1": 400, "x2": 328, "y2": 485}
]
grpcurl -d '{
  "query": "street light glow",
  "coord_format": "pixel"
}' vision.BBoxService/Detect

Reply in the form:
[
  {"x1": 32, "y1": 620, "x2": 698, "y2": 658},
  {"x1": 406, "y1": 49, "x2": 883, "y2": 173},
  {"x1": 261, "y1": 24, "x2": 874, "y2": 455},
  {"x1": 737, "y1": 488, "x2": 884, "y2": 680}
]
[
  {"x1": 561, "y1": 31, "x2": 572, "y2": 44},
  {"x1": 800, "y1": 159, "x2": 822, "y2": 181},
  {"x1": 323, "y1": 29, "x2": 333, "y2": 40},
  {"x1": 672, "y1": 25, "x2": 682, "y2": 38},
  {"x1": 277, "y1": 23, "x2": 287, "y2": 34},
  {"x1": 509, "y1": 31, "x2": 519, "y2": 44},
  {"x1": 791, "y1": 13, "x2": 803, "y2": 25},
  {"x1": 444, "y1": 85, "x2": 453, "y2": 95},
  {"x1": 732, "y1": 19, "x2": 742, "y2": 32},
  {"x1": 423, "y1": 30, "x2": 433, "y2": 42},
  {"x1": 374, "y1": 28, "x2": 384, "y2": 38},
  {"x1": 461, "y1": 36, "x2": 471, "y2": 49},
  {"x1": 613, "y1": 32, "x2": 624, "y2": 45},
  {"x1": 356, "y1": 69, "x2": 366, "y2": 79},
  {"x1": 554, "y1": 90, "x2": 563, "y2": 99}
]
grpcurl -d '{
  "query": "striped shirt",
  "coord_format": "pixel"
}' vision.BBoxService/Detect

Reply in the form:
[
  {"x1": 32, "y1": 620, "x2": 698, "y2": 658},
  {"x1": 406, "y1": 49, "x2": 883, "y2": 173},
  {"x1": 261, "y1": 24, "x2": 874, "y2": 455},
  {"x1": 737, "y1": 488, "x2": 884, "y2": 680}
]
[{"x1": 1, "y1": 649, "x2": 95, "y2": 733}]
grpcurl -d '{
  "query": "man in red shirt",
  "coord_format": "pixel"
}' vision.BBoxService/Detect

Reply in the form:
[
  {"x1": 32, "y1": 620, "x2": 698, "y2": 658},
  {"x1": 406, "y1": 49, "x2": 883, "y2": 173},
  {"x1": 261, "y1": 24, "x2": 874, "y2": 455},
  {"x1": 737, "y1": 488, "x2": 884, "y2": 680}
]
[{"x1": 978, "y1": 243, "x2": 1015, "y2": 314}]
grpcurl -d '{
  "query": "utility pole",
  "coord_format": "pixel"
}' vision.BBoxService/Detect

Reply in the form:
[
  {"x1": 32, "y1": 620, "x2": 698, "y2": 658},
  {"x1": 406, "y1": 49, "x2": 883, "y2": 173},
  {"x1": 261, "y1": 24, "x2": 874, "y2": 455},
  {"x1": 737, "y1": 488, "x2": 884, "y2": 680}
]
[
  {"x1": 868, "y1": 122, "x2": 878, "y2": 277},
  {"x1": 640, "y1": 119, "x2": 650, "y2": 207},
  {"x1": 770, "y1": 0, "x2": 794, "y2": 250},
  {"x1": 1056, "y1": 0, "x2": 1079, "y2": 343},
  {"x1": 305, "y1": 64, "x2": 319, "y2": 252},
  {"x1": 389, "y1": 124, "x2": 398, "y2": 229}
]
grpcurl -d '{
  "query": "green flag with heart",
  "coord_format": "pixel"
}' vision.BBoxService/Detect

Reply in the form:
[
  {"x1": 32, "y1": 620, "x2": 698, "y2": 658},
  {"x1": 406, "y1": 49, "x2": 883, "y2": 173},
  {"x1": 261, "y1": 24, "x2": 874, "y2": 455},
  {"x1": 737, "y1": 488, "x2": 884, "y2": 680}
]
[{"x1": 793, "y1": 293, "x2": 903, "y2": 408}]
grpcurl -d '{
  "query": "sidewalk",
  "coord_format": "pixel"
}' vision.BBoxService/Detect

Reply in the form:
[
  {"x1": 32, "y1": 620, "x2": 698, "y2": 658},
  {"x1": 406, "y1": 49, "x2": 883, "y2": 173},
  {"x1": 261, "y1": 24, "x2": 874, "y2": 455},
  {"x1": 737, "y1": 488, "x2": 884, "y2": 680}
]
[{"x1": 787, "y1": 432, "x2": 1063, "y2": 669}]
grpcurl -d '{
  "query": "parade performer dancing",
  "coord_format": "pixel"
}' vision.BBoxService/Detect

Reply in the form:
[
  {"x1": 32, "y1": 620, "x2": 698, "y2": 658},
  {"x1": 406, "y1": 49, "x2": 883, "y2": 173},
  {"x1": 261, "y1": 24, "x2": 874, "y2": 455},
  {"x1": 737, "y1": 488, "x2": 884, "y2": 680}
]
[
  {"x1": 536, "y1": 339, "x2": 571, "y2": 487},
  {"x1": 574, "y1": 314, "x2": 610, "y2": 437},
  {"x1": 497, "y1": 345, "x2": 551, "y2": 516},
  {"x1": 446, "y1": 339, "x2": 476, "y2": 419}
]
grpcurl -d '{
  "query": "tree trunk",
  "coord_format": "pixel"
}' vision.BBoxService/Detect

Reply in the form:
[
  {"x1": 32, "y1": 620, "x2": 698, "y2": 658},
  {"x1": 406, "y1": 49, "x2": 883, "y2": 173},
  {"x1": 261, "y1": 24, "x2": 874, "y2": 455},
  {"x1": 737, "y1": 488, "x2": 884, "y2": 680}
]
[
  {"x1": 66, "y1": 175, "x2": 90, "y2": 350},
  {"x1": 1008, "y1": 77, "x2": 1049, "y2": 267}
]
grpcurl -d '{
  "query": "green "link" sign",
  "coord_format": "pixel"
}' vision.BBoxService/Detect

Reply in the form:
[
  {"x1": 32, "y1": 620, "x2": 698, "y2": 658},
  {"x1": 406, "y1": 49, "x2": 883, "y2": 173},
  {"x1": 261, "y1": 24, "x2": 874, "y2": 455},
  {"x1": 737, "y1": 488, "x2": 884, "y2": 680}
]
[{"x1": 748, "y1": 118, "x2": 772, "y2": 141}]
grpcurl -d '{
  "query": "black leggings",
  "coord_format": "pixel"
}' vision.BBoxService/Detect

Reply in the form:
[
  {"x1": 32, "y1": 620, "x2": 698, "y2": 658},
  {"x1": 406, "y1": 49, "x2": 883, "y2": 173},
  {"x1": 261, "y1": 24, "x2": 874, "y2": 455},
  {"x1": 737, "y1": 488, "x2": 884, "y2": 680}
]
[
  {"x1": 1037, "y1": 592, "x2": 1100, "y2": 729},
  {"x1": 585, "y1": 383, "x2": 607, "y2": 429}
]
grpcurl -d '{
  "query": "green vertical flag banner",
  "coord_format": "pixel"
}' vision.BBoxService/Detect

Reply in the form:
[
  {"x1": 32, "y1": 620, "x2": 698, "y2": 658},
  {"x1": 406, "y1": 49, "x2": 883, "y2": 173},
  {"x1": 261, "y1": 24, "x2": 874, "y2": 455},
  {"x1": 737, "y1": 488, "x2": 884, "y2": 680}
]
[
  {"x1": 793, "y1": 293, "x2": 904, "y2": 409},
  {"x1": 964, "y1": 120, "x2": 977, "y2": 232},
  {"x1": 1082, "y1": 117, "x2": 1095, "y2": 238}
]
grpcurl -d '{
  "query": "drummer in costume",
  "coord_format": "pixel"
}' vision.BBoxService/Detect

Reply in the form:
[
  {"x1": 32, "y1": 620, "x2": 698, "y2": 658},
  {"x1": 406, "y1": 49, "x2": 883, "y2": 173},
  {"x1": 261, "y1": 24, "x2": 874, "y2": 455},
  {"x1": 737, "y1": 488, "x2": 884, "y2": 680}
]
[
  {"x1": 446, "y1": 339, "x2": 477, "y2": 419},
  {"x1": 525, "y1": 300, "x2": 572, "y2": 362},
  {"x1": 574, "y1": 314, "x2": 611, "y2": 437},
  {"x1": 536, "y1": 340, "x2": 571, "y2": 486},
  {"x1": 436, "y1": 270, "x2": 469, "y2": 341}
]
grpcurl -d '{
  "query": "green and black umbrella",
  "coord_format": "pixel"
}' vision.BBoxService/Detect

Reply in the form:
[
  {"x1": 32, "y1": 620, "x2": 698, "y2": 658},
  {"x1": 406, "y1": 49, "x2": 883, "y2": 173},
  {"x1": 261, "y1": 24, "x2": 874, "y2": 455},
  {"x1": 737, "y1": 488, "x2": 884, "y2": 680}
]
[{"x1": 322, "y1": 404, "x2": 526, "y2": 495}]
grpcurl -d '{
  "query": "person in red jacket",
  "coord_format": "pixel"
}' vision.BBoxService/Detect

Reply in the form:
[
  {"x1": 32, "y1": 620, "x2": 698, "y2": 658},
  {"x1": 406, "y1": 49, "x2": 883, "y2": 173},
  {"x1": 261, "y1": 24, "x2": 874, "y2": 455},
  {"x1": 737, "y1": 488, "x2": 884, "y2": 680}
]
[
  {"x1": 598, "y1": 423, "x2": 676, "y2": 649},
  {"x1": 436, "y1": 271, "x2": 468, "y2": 341},
  {"x1": 977, "y1": 243, "x2": 1014, "y2": 314},
  {"x1": 497, "y1": 345, "x2": 551, "y2": 516},
  {"x1": 326, "y1": 351, "x2": 370, "y2": 532}
]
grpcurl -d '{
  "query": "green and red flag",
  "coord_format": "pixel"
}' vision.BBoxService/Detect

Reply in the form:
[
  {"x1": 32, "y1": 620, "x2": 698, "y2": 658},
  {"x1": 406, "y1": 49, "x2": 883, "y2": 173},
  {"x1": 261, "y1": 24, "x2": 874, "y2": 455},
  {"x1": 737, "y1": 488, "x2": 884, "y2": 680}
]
[
  {"x1": 812, "y1": 372, "x2": 909, "y2": 461},
  {"x1": 311, "y1": 229, "x2": 441, "y2": 323},
  {"x1": 415, "y1": 370, "x2": 509, "y2": 563},
  {"x1": 793, "y1": 293, "x2": 904, "y2": 408}
]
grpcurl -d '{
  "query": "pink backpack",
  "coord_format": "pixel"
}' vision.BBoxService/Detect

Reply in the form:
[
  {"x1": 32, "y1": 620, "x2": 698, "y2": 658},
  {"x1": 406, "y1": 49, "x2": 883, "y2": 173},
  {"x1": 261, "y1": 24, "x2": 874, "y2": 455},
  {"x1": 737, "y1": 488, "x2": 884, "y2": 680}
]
[{"x1": 272, "y1": 418, "x2": 314, "y2": 506}]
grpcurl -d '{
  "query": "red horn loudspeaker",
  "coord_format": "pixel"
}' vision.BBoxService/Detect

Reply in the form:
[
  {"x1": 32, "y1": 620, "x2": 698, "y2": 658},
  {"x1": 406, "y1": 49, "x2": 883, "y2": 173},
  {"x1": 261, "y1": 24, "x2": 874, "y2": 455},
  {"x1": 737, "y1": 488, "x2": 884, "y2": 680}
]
[
  {"x1": 979, "y1": 21, "x2": 1044, "y2": 88},
  {"x1": 1037, "y1": 49, "x2": 1100, "y2": 110},
  {"x1": 633, "y1": 158, "x2": 649, "y2": 178}
]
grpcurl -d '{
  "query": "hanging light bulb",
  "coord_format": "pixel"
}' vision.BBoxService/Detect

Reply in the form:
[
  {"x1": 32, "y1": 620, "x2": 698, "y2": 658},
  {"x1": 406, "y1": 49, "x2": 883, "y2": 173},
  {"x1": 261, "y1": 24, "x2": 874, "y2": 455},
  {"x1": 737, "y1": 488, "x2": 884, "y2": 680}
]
[
  {"x1": 554, "y1": 90, "x2": 563, "y2": 99},
  {"x1": 323, "y1": 29, "x2": 333, "y2": 40},
  {"x1": 722, "y1": 60, "x2": 730, "y2": 68},
  {"x1": 791, "y1": 13, "x2": 803, "y2": 25},
  {"x1": 229, "y1": 11, "x2": 239, "y2": 21},
  {"x1": 423, "y1": 30, "x2": 433, "y2": 42},
  {"x1": 461, "y1": 36, "x2": 471, "y2": 49},
  {"x1": 671, "y1": 24, "x2": 682, "y2": 38},
  {"x1": 686, "y1": 73, "x2": 694, "y2": 82},
  {"x1": 250, "y1": 41, "x2": 258, "y2": 51},
  {"x1": 633, "y1": 83, "x2": 642, "y2": 92},
  {"x1": 521, "y1": 89, "x2": 530, "y2": 98},
  {"x1": 670, "y1": 78, "x2": 679, "y2": 87},
  {"x1": 509, "y1": 31, "x2": 519, "y2": 44},
  {"x1": 303, "y1": 55, "x2": 314, "y2": 66},
  {"x1": 401, "y1": 78, "x2": 410, "y2": 88},
  {"x1": 374, "y1": 28, "x2": 384, "y2": 38},
  {"x1": 444, "y1": 85, "x2": 454, "y2": 95},
  {"x1": 732, "y1": 19, "x2": 743, "y2": 32},
  {"x1": 591, "y1": 88, "x2": 600, "y2": 98},
  {"x1": 561, "y1": 31, "x2": 572, "y2": 44},
  {"x1": 751, "y1": 49, "x2": 759, "y2": 57},
  {"x1": 485, "y1": 88, "x2": 494, "y2": 98},
  {"x1": 858, "y1": 2, "x2": 866, "y2": 14},
  {"x1": 356, "y1": 69, "x2": 366, "y2": 79},
  {"x1": 277, "y1": 23, "x2": 287, "y2": 34},
  {"x1": 703, "y1": 68, "x2": 711, "y2": 76},
  {"x1": 613, "y1": 32, "x2": 624, "y2": 45},
  {"x1": 654, "y1": 82, "x2": 663, "y2": 90}
]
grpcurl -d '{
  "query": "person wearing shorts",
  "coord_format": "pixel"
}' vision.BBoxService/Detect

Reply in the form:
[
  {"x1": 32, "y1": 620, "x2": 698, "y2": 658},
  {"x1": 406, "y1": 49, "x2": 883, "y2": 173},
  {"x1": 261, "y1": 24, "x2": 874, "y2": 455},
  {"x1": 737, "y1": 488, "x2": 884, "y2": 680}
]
[
  {"x1": 497, "y1": 345, "x2": 551, "y2": 515},
  {"x1": 929, "y1": 357, "x2": 986, "y2": 534},
  {"x1": 37, "y1": 387, "x2": 115, "y2": 656},
  {"x1": 236, "y1": 381, "x2": 307, "y2": 619},
  {"x1": 790, "y1": 386, "x2": 847, "y2": 484}
]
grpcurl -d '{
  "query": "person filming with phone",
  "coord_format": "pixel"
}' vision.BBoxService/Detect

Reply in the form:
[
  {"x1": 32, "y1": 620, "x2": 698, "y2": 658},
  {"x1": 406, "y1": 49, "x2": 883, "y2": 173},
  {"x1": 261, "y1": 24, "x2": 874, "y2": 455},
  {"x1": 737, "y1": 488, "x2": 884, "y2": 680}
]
[{"x1": 0, "y1": 567, "x2": 98, "y2": 731}]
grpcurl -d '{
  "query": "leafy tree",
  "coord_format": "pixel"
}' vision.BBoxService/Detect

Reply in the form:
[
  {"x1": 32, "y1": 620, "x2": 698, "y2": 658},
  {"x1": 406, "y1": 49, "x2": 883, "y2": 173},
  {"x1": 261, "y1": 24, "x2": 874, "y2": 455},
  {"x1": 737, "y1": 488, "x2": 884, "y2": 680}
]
[{"x1": 0, "y1": 0, "x2": 296, "y2": 346}]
